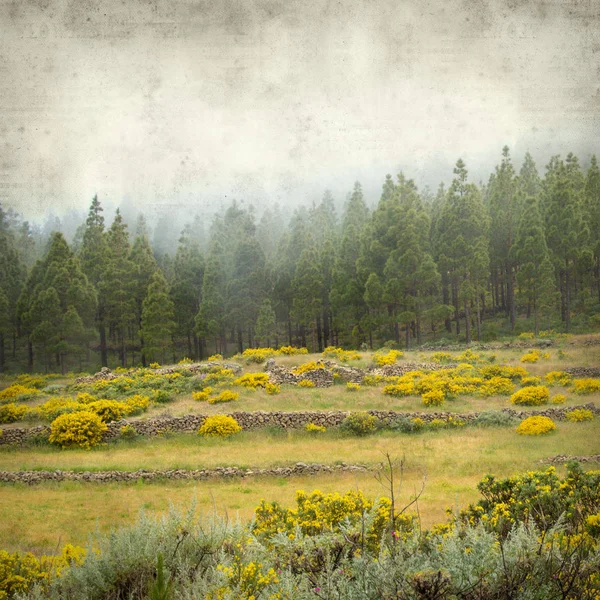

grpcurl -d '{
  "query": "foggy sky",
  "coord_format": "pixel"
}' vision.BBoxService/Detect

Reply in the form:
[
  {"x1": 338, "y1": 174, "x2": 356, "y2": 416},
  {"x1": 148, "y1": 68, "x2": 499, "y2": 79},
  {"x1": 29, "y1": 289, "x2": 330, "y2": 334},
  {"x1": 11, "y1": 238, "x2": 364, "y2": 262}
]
[{"x1": 1, "y1": 0, "x2": 599, "y2": 222}]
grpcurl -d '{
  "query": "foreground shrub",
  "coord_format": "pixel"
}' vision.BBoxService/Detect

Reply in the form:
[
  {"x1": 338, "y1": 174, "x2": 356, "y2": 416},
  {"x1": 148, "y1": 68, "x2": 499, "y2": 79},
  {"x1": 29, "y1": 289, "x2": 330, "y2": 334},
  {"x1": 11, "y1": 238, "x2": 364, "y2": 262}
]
[
  {"x1": 0, "y1": 403, "x2": 28, "y2": 424},
  {"x1": 119, "y1": 424, "x2": 138, "y2": 440},
  {"x1": 572, "y1": 378, "x2": 600, "y2": 394},
  {"x1": 510, "y1": 385, "x2": 550, "y2": 406},
  {"x1": 0, "y1": 544, "x2": 85, "y2": 599},
  {"x1": 341, "y1": 411, "x2": 378, "y2": 435},
  {"x1": 26, "y1": 464, "x2": 600, "y2": 600},
  {"x1": 198, "y1": 415, "x2": 242, "y2": 437},
  {"x1": 516, "y1": 415, "x2": 556, "y2": 435},
  {"x1": 49, "y1": 411, "x2": 108, "y2": 449},
  {"x1": 207, "y1": 390, "x2": 239, "y2": 404},
  {"x1": 551, "y1": 393, "x2": 566, "y2": 404},
  {"x1": 565, "y1": 408, "x2": 594, "y2": 422},
  {"x1": 36, "y1": 397, "x2": 81, "y2": 421}
]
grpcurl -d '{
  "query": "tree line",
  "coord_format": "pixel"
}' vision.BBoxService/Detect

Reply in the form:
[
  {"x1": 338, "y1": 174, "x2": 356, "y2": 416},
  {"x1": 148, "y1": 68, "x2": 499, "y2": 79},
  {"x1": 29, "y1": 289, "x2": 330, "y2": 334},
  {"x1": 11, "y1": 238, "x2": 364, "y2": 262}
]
[{"x1": 0, "y1": 147, "x2": 598, "y2": 372}]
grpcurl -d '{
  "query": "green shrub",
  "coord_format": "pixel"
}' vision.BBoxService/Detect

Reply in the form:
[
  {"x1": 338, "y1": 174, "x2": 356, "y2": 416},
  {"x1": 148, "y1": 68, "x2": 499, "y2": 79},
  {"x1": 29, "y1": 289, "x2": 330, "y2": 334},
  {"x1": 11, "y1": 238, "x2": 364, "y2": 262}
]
[
  {"x1": 341, "y1": 411, "x2": 378, "y2": 436},
  {"x1": 49, "y1": 411, "x2": 107, "y2": 449},
  {"x1": 119, "y1": 424, "x2": 138, "y2": 440},
  {"x1": 152, "y1": 390, "x2": 173, "y2": 404},
  {"x1": 473, "y1": 411, "x2": 518, "y2": 428}
]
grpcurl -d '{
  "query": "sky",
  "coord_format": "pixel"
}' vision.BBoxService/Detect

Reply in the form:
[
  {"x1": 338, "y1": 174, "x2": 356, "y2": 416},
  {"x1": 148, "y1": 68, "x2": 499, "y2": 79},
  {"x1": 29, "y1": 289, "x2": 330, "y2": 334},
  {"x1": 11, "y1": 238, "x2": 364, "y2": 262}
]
[{"x1": 1, "y1": 0, "x2": 599, "y2": 223}]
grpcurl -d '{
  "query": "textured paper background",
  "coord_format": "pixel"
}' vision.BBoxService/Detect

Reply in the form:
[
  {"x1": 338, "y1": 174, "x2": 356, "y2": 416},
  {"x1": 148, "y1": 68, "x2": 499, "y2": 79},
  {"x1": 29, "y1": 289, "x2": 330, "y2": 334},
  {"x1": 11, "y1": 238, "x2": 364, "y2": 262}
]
[{"x1": 1, "y1": 0, "x2": 599, "y2": 218}]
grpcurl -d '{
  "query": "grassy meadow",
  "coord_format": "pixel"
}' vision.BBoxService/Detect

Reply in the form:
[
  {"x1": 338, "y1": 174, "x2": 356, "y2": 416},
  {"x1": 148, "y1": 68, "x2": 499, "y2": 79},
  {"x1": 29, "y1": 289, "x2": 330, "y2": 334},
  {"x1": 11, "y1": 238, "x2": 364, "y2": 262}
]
[{"x1": 1, "y1": 338, "x2": 599, "y2": 554}]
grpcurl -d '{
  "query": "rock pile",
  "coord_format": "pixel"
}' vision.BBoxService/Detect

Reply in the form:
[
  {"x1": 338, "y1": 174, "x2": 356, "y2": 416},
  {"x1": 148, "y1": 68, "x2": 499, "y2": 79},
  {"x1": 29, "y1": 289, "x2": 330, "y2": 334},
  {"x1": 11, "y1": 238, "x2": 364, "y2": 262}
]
[
  {"x1": 564, "y1": 367, "x2": 600, "y2": 377},
  {"x1": 0, "y1": 462, "x2": 369, "y2": 485},
  {"x1": 540, "y1": 454, "x2": 600, "y2": 465}
]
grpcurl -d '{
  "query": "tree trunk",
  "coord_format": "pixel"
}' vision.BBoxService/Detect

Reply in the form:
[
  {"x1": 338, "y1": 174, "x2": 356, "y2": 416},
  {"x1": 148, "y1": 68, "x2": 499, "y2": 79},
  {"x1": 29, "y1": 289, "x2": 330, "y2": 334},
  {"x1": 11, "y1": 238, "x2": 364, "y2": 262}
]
[
  {"x1": 565, "y1": 259, "x2": 571, "y2": 332},
  {"x1": 442, "y1": 276, "x2": 452, "y2": 333},
  {"x1": 237, "y1": 327, "x2": 243, "y2": 354},
  {"x1": 28, "y1": 340, "x2": 34, "y2": 371},
  {"x1": 0, "y1": 333, "x2": 4, "y2": 373},
  {"x1": 316, "y1": 315, "x2": 323, "y2": 352},
  {"x1": 464, "y1": 299, "x2": 471, "y2": 344},
  {"x1": 99, "y1": 323, "x2": 108, "y2": 367},
  {"x1": 507, "y1": 265, "x2": 516, "y2": 331},
  {"x1": 322, "y1": 308, "x2": 330, "y2": 348},
  {"x1": 475, "y1": 291, "x2": 482, "y2": 342}
]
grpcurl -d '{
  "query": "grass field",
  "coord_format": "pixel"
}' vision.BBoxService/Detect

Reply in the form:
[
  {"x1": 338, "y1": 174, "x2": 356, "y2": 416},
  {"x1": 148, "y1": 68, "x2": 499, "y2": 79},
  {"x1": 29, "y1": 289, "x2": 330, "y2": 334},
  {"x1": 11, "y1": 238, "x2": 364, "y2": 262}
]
[{"x1": 1, "y1": 339, "x2": 599, "y2": 554}]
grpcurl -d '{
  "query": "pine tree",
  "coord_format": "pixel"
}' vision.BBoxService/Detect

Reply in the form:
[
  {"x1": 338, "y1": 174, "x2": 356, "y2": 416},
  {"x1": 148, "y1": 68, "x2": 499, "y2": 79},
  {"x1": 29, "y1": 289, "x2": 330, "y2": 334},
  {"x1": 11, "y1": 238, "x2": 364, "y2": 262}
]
[
  {"x1": 141, "y1": 270, "x2": 176, "y2": 364},
  {"x1": 436, "y1": 159, "x2": 489, "y2": 343},
  {"x1": 171, "y1": 225, "x2": 204, "y2": 360},
  {"x1": 79, "y1": 195, "x2": 110, "y2": 365},
  {"x1": 544, "y1": 156, "x2": 587, "y2": 331},
  {"x1": 511, "y1": 196, "x2": 557, "y2": 334},
  {"x1": 584, "y1": 156, "x2": 600, "y2": 303},
  {"x1": 488, "y1": 146, "x2": 518, "y2": 329},
  {"x1": 255, "y1": 299, "x2": 276, "y2": 347}
]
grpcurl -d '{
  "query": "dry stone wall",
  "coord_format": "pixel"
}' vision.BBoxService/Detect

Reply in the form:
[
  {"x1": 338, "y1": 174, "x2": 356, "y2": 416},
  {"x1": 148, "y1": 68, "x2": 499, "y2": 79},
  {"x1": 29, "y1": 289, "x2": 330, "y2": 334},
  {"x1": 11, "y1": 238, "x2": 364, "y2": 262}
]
[
  {"x1": 1, "y1": 404, "x2": 598, "y2": 446},
  {"x1": 0, "y1": 462, "x2": 369, "y2": 485}
]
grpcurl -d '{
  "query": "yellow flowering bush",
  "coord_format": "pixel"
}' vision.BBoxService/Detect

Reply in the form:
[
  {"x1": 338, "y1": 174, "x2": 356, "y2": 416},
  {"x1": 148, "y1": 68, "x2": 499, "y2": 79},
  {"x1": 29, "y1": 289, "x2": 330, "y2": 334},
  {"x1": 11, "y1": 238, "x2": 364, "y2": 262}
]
[
  {"x1": 74, "y1": 392, "x2": 97, "y2": 404},
  {"x1": 0, "y1": 544, "x2": 86, "y2": 599},
  {"x1": 372, "y1": 349, "x2": 403, "y2": 366},
  {"x1": 233, "y1": 373, "x2": 269, "y2": 389},
  {"x1": 0, "y1": 384, "x2": 40, "y2": 402},
  {"x1": 565, "y1": 408, "x2": 594, "y2": 422},
  {"x1": 49, "y1": 411, "x2": 107, "y2": 449},
  {"x1": 572, "y1": 378, "x2": 600, "y2": 394},
  {"x1": 456, "y1": 349, "x2": 482, "y2": 363},
  {"x1": 341, "y1": 411, "x2": 378, "y2": 435},
  {"x1": 124, "y1": 394, "x2": 150, "y2": 415},
  {"x1": 36, "y1": 397, "x2": 81, "y2": 421},
  {"x1": 0, "y1": 403, "x2": 28, "y2": 424},
  {"x1": 510, "y1": 386, "x2": 550, "y2": 406},
  {"x1": 422, "y1": 390, "x2": 445, "y2": 406},
  {"x1": 520, "y1": 350, "x2": 540, "y2": 363},
  {"x1": 178, "y1": 357, "x2": 193, "y2": 364},
  {"x1": 383, "y1": 382, "x2": 415, "y2": 397},
  {"x1": 149, "y1": 362, "x2": 160, "y2": 369},
  {"x1": 204, "y1": 368, "x2": 235, "y2": 385},
  {"x1": 480, "y1": 365, "x2": 529, "y2": 381},
  {"x1": 208, "y1": 390, "x2": 239, "y2": 404},
  {"x1": 551, "y1": 394, "x2": 566, "y2": 404},
  {"x1": 253, "y1": 489, "x2": 415, "y2": 553},
  {"x1": 278, "y1": 345, "x2": 308, "y2": 355},
  {"x1": 86, "y1": 399, "x2": 130, "y2": 423},
  {"x1": 213, "y1": 558, "x2": 279, "y2": 600},
  {"x1": 516, "y1": 415, "x2": 556, "y2": 435},
  {"x1": 192, "y1": 390, "x2": 211, "y2": 402},
  {"x1": 431, "y1": 352, "x2": 453, "y2": 364},
  {"x1": 265, "y1": 382, "x2": 280, "y2": 395},
  {"x1": 322, "y1": 346, "x2": 361, "y2": 361},
  {"x1": 518, "y1": 332, "x2": 535, "y2": 340},
  {"x1": 362, "y1": 374, "x2": 384, "y2": 386},
  {"x1": 346, "y1": 382, "x2": 360, "y2": 392},
  {"x1": 15, "y1": 374, "x2": 49, "y2": 389},
  {"x1": 198, "y1": 415, "x2": 242, "y2": 437},
  {"x1": 297, "y1": 379, "x2": 315, "y2": 388},
  {"x1": 520, "y1": 376, "x2": 542, "y2": 387},
  {"x1": 207, "y1": 354, "x2": 223, "y2": 361},
  {"x1": 478, "y1": 376, "x2": 515, "y2": 397},
  {"x1": 241, "y1": 347, "x2": 278, "y2": 363},
  {"x1": 292, "y1": 361, "x2": 326, "y2": 375},
  {"x1": 544, "y1": 371, "x2": 573, "y2": 386},
  {"x1": 305, "y1": 422, "x2": 326, "y2": 433}
]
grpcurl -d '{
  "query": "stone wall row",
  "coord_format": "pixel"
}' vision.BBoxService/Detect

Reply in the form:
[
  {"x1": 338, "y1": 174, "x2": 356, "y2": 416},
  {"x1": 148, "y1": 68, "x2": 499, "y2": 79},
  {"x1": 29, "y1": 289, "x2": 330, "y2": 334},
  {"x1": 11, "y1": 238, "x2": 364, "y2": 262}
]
[
  {"x1": 0, "y1": 462, "x2": 368, "y2": 485},
  {"x1": 1, "y1": 404, "x2": 598, "y2": 446}
]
